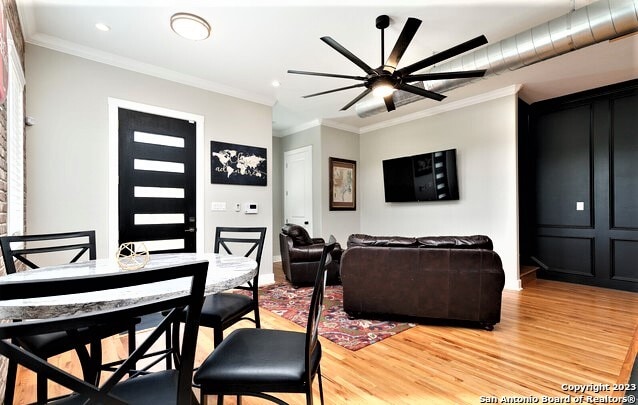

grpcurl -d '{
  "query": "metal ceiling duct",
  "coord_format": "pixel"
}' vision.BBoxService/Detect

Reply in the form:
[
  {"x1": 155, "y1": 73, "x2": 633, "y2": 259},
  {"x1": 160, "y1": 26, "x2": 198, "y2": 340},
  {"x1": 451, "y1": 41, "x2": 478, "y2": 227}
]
[{"x1": 355, "y1": 0, "x2": 638, "y2": 118}]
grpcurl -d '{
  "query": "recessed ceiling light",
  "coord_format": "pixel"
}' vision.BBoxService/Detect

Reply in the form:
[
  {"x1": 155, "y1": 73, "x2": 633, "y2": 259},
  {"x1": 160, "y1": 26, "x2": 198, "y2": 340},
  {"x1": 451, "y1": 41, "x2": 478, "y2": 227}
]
[
  {"x1": 95, "y1": 23, "x2": 110, "y2": 32},
  {"x1": 170, "y1": 13, "x2": 211, "y2": 41},
  {"x1": 271, "y1": 80, "x2": 281, "y2": 87}
]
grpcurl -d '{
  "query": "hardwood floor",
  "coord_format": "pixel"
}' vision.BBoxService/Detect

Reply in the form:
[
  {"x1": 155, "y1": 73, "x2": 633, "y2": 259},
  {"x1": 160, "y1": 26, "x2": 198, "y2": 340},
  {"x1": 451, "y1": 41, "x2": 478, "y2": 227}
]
[{"x1": 13, "y1": 263, "x2": 638, "y2": 404}]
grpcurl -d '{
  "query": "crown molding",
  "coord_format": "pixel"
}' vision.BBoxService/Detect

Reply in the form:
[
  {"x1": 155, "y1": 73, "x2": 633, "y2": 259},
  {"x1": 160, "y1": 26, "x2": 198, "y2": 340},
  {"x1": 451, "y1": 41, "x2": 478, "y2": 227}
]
[
  {"x1": 26, "y1": 33, "x2": 276, "y2": 107},
  {"x1": 278, "y1": 85, "x2": 524, "y2": 136},
  {"x1": 320, "y1": 119, "x2": 360, "y2": 134},
  {"x1": 359, "y1": 84, "x2": 523, "y2": 134},
  {"x1": 277, "y1": 119, "x2": 322, "y2": 137},
  {"x1": 277, "y1": 118, "x2": 361, "y2": 137}
]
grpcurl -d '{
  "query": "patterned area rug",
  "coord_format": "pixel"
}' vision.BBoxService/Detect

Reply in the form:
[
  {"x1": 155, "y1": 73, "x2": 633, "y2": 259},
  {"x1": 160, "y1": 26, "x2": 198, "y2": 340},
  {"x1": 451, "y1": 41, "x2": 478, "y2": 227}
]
[{"x1": 254, "y1": 283, "x2": 415, "y2": 351}]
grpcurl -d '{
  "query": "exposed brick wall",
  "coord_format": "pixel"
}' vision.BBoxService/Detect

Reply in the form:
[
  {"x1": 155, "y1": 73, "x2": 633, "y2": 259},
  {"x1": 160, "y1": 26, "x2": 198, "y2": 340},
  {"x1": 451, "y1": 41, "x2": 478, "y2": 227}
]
[{"x1": 1, "y1": 0, "x2": 25, "y2": 401}]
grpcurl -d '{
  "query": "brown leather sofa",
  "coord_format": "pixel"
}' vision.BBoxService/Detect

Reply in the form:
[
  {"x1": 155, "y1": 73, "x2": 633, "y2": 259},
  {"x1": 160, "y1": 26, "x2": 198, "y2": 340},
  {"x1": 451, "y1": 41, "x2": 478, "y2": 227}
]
[
  {"x1": 340, "y1": 234, "x2": 505, "y2": 330},
  {"x1": 279, "y1": 224, "x2": 342, "y2": 286}
]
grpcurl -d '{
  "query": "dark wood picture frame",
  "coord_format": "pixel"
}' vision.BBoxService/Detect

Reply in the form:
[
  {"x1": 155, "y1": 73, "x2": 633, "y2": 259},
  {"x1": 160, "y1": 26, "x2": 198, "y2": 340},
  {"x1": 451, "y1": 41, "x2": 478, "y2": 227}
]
[{"x1": 329, "y1": 157, "x2": 356, "y2": 211}]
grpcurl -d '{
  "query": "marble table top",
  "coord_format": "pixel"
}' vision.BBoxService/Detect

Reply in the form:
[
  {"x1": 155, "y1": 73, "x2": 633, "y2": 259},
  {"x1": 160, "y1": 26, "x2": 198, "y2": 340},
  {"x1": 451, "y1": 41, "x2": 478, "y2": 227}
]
[{"x1": 0, "y1": 253, "x2": 257, "y2": 319}]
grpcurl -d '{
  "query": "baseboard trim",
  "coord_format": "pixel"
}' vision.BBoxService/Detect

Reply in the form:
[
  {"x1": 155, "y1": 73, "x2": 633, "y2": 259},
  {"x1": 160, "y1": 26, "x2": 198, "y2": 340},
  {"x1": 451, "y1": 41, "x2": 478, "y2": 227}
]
[{"x1": 259, "y1": 272, "x2": 276, "y2": 286}]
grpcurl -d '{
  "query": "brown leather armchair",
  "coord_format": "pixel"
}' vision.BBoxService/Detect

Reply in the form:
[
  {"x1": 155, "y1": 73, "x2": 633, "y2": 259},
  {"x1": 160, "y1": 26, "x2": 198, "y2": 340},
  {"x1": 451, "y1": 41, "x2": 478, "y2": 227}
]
[{"x1": 279, "y1": 224, "x2": 342, "y2": 285}]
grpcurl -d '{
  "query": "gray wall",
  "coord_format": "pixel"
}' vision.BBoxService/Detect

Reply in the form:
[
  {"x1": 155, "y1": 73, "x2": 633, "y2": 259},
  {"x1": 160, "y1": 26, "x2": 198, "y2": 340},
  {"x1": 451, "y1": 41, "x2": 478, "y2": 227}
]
[
  {"x1": 25, "y1": 44, "x2": 275, "y2": 280},
  {"x1": 359, "y1": 95, "x2": 520, "y2": 289},
  {"x1": 320, "y1": 126, "x2": 360, "y2": 246},
  {"x1": 278, "y1": 124, "x2": 360, "y2": 247},
  {"x1": 272, "y1": 135, "x2": 283, "y2": 257},
  {"x1": 279, "y1": 125, "x2": 322, "y2": 237},
  {"x1": 273, "y1": 95, "x2": 519, "y2": 291}
]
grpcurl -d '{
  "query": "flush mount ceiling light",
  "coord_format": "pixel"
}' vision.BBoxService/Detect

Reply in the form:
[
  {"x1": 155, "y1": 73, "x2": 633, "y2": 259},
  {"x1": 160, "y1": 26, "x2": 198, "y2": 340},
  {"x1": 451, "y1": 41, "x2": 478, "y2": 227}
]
[
  {"x1": 95, "y1": 23, "x2": 110, "y2": 32},
  {"x1": 170, "y1": 12, "x2": 211, "y2": 41}
]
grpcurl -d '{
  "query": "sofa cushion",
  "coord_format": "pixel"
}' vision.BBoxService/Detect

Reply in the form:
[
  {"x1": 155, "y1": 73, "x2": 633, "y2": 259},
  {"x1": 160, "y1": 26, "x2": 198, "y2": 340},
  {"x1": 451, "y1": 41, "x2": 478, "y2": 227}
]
[
  {"x1": 347, "y1": 234, "x2": 418, "y2": 248},
  {"x1": 347, "y1": 234, "x2": 493, "y2": 250},
  {"x1": 416, "y1": 235, "x2": 493, "y2": 250}
]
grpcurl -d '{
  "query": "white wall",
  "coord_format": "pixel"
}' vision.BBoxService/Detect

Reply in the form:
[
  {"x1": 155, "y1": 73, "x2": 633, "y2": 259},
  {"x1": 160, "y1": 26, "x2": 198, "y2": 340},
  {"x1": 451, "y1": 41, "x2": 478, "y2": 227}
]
[
  {"x1": 321, "y1": 126, "x2": 360, "y2": 246},
  {"x1": 25, "y1": 45, "x2": 274, "y2": 279},
  {"x1": 359, "y1": 95, "x2": 520, "y2": 290}
]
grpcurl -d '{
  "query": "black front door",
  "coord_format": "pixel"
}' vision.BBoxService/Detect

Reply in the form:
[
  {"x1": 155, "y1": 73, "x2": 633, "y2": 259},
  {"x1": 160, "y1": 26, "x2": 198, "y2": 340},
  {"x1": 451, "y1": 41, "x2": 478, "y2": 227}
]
[{"x1": 118, "y1": 108, "x2": 197, "y2": 253}]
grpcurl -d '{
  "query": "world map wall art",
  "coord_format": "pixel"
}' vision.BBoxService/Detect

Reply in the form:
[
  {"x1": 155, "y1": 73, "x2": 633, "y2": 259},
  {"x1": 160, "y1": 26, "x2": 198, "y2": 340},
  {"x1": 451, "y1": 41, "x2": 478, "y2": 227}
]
[{"x1": 211, "y1": 141, "x2": 267, "y2": 186}]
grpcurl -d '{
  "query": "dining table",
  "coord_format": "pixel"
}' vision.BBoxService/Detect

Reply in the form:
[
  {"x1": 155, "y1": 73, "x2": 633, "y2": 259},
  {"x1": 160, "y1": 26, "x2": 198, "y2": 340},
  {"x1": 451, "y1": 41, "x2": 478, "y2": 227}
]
[{"x1": 0, "y1": 252, "x2": 258, "y2": 320}]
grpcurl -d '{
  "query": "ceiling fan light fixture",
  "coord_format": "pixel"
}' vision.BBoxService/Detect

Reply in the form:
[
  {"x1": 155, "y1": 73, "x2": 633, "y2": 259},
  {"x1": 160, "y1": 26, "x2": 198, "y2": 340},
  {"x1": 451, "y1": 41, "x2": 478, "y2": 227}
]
[
  {"x1": 372, "y1": 83, "x2": 395, "y2": 98},
  {"x1": 170, "y1": 12, "x2": 211, "y2": 41}
]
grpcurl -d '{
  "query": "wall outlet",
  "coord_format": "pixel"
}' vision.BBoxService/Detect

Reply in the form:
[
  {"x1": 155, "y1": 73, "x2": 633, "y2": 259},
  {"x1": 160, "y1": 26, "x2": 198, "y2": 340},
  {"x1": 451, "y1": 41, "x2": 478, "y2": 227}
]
[{"x1": 576, "y1": 202, "x2": 584, "y2": 211}]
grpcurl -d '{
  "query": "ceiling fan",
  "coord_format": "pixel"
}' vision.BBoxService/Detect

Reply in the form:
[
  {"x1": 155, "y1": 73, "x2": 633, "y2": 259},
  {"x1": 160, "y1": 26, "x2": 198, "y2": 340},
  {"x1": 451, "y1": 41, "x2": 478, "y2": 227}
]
[{"x1": 288, "y1": 15, "x2": 488, "y2": 112}]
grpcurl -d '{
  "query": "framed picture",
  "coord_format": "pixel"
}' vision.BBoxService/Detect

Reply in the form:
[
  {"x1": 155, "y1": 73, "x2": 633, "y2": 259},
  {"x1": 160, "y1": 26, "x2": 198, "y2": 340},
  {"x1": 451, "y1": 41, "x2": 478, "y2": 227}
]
[
  {"x1": 211, "y1": 141, "x2": 267, "y2": 186},
  {"x1": 329, "y1": 157, "x2": 356, "y2": 211}
]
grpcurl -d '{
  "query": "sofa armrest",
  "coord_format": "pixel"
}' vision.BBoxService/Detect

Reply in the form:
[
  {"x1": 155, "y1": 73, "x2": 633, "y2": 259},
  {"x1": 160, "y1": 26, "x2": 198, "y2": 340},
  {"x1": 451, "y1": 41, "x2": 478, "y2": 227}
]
[{"x1": 288, "y1": 244, "x2": 326, "y2": 262}]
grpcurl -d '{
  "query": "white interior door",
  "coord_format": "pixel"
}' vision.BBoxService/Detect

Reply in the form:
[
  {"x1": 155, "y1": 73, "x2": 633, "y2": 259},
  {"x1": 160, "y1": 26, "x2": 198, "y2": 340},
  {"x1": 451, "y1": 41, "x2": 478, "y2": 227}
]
[{"x1": 284, "y1": 146, "x2": 313, "y2": 236}]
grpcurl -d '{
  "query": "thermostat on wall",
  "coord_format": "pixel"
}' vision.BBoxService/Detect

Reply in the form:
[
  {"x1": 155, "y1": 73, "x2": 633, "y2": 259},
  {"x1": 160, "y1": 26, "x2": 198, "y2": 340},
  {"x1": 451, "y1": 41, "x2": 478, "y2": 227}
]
[{"x1": 244, "y1": 203, "x2": 258, "y2": 214}]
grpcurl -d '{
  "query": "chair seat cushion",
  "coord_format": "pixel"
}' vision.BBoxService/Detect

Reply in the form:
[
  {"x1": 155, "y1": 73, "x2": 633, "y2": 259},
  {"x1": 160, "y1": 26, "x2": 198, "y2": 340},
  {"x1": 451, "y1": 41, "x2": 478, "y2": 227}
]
[
  {"x1": 50, "y1": 369, "x2": 196, "y2": 404},
  {"x1": 199, "y1": 292, "x2": 254, "y2": 326},
  {"x1": 194, "y1": 328, "x2": 321, "y2": 394},
  {"x1": 17, "y1": 330, "x2": 89, "y2": 357},
  {"x1": 18, "y1": 319, "x2": 139, "y2": 357}
]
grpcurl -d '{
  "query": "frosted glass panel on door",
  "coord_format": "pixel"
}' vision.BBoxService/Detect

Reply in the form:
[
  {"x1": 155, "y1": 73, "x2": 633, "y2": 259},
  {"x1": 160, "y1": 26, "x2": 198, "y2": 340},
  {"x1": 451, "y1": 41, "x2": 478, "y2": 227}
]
[
  {"x1": 139, "y1": 239, "x2": 185, "y2": 251},
  {"x1": 134, "y1": 131, "x2": 184, "y2": 148},
  {"x1": 134, "y1": 213, "x2": 184, "y2": 225},
  {"x1": 134, "y1": 159, "x2": 184, "y2": 173},
  {"x1": 134, "y1": 186, "x2": 185, "y2": 199}
]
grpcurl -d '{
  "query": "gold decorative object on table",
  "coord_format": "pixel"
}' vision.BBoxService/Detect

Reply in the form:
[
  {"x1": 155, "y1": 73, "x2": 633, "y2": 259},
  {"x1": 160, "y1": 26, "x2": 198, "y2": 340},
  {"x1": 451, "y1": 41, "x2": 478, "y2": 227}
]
[{"x1": 116, "y1": 242, "x2": 150, "y2": 270}]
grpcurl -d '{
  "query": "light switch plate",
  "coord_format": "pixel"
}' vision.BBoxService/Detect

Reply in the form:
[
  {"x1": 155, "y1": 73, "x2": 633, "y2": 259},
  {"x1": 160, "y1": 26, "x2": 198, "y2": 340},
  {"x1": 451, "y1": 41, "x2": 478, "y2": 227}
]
[
  {"x1": 211, "y1": 202, "x2": 226, "y2": 211},
  {"x1": 576, "y1": 202, "x2": 584, "y2": 211}
]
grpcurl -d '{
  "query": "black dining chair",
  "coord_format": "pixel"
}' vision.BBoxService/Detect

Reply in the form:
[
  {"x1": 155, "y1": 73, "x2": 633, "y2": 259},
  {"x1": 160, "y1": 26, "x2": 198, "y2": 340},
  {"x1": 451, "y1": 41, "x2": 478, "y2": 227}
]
[
  {"x1": 0, "y1": 260, "x2": 209, "y2": 405},
  {"x1": 194, "y1": 240, "x2": 336, "y2": 405},
  {"x1": 0, "y1": 231, "x2": 138, "y2": 404},
  {"x1": 200, "y1": 226, "x2": 267, "y2": 347}
]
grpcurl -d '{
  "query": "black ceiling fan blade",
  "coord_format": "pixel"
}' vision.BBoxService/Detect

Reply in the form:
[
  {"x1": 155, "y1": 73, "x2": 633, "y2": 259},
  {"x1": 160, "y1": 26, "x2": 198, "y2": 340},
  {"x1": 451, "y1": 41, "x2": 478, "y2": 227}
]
[
  {"x1": 384, "y1": 94, "x2": 396, "y2": 112},
  {"x1": 288, "y1": 70, "x2": 367, "y2": 81},
  {"x1": 404, "y1": 69, "x2": 487, "y2": 82},
  {"x1": 341, "y1": 88, "x2": 373, "y2": 111},
  {"x1": 302, "y1": 83, "x2": 367, "y2": 98},
  {"x1": 321, "y1": 36, "x2": 376, "y2": 75},
  {"x1": 399, "y1": 83, "x2": 447, "y2": 101},
  {"x1": 385, "y1": 17, "x2": 422, "y2": 71},
  {"x1": 397, "y1": 35, "x2": 488, "y2": 76}
]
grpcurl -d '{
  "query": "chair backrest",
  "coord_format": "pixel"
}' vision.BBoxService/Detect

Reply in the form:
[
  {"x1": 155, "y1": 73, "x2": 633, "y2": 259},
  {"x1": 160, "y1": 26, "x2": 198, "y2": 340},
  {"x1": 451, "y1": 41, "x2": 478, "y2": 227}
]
[
  {"x1": 305, "y1": 240, "x2": 336, "y2": 379},
  {"x1": 0, "y1": 231, "x2": 97, "y2": 274},
  {"x1": 281, "y1": 223, "x2": 314, "y2": 246},
  {"x1": 0, "y1": 261, "x2": 209, "y2": 404},
  {"x1": 214, "y1": 227, "x2": 266, "y2": 291}
]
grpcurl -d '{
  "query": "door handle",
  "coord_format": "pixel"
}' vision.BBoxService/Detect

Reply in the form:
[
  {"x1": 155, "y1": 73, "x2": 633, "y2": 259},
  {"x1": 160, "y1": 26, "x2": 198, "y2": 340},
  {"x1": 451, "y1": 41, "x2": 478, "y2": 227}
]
[
  {"x1": 185, "y1": 227, "x2": 197, "y2": 233},
  {"x1": 304, "y1": 221, "x2": 309, "y2": 225}
]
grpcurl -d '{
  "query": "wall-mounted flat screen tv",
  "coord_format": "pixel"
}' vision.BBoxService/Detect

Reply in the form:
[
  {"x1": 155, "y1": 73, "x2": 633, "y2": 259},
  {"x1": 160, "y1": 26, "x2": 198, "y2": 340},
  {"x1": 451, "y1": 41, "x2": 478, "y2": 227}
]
[{"x1": 382, "y1": 148, "x2": 459, "y2": 202}]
